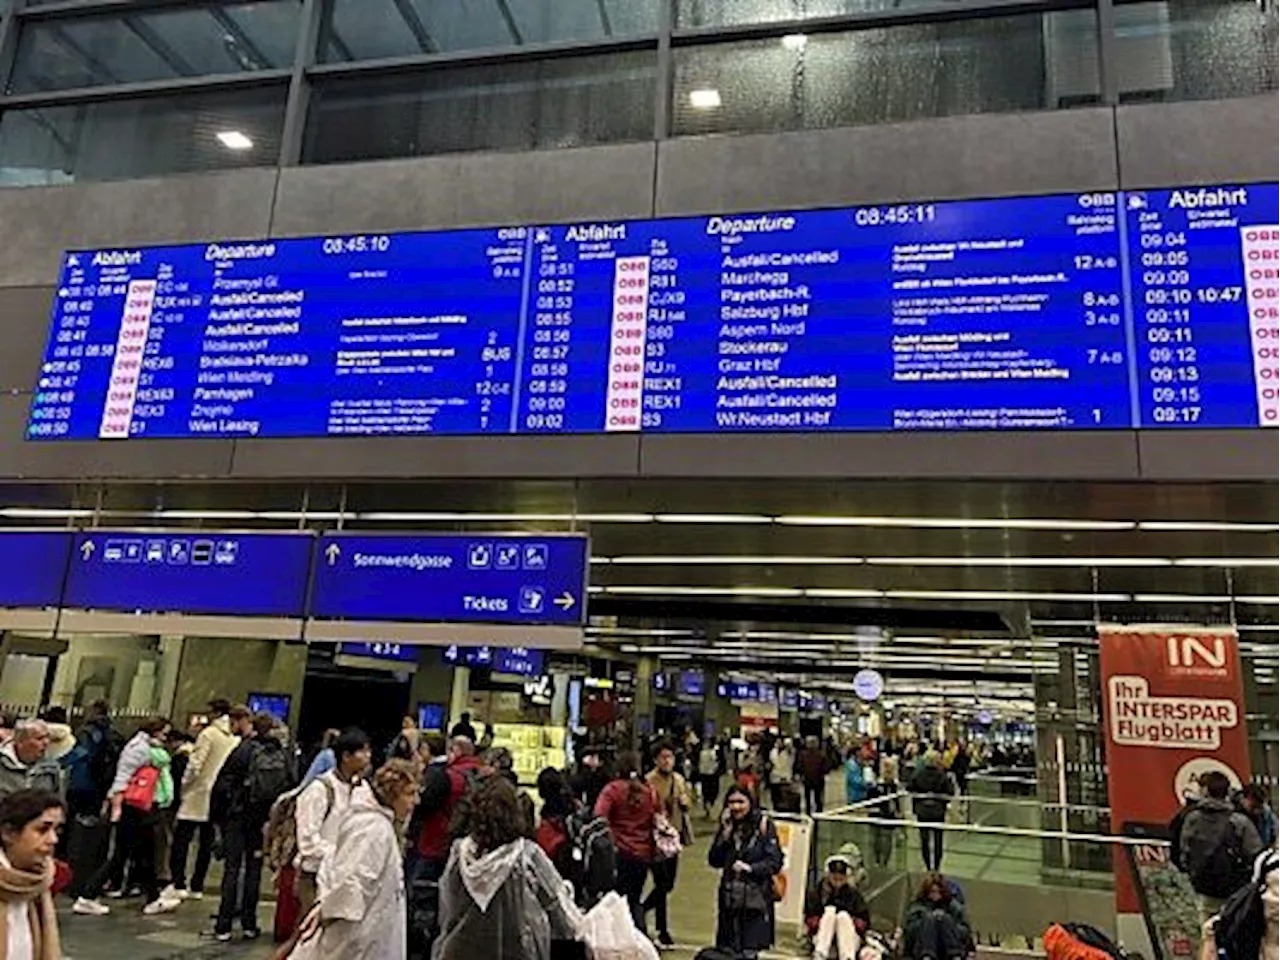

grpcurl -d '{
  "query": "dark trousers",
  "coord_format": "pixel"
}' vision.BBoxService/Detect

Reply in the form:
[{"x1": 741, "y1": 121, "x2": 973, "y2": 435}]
[
  {"x1": 407, "y1": 854, "x2": 446, "y2": 960},
  {"x1": 873, "y1": 824, "x2": 895, "y2": 865},
  {"x1": 919, "y1": 825, "x2": 945, "y2": 870},
  {"x1": 804, "y1": 782, "x2": 825, "y2": 816},
  {"x1": 643, "y1": 855, "x2": 679, "y2": 937},
  {"x1": 85, "y1": 806, "x2": 159, "y2": 903},
  {"x1": 906, "y1": 907, "x2": 969, "y2": 960},
  {"x1": 216, "y1": 817, "x2": 264, "y2": 934},
  {"x1": 615, "y1": 854, "x2": 649, "y2": 933},
  {"x1": 169, "y1": 819, "x2": 215, "y2": 893}
]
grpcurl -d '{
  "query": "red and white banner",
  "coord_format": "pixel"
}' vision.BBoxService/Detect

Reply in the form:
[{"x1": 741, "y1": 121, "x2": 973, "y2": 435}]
[{"x1": 1098, "y1": 624, "x2": 1251, "y2": 917}]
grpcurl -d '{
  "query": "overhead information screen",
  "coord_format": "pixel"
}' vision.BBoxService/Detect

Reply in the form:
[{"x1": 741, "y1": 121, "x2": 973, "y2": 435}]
[
  {"x1": 0, "y1": 532, "x2": 72, "y2": 608},
  {"x1": 27, "y1": 182, "x2": 1277, "y2": 440}
]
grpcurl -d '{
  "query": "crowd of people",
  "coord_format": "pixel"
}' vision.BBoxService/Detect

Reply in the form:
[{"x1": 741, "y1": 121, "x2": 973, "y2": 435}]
[{"x1": 0, "y1": 699, "x2": 1271, "y2": 960}]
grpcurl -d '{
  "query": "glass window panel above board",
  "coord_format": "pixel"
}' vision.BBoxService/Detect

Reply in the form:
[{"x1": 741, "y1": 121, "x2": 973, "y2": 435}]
[
  {"x1": 675, "y1": 0, "x2": 1002, "y2": 28},
  {"x1": 7, "y1": 1, "x2": 301, "y2": 94},
  {"x1": 672, "y1": 11, "x2": 1100, "y2": 138},
  {"x1": 320, "y1": 0, "x2": 659, "y2": 63},
  {"x1": 0, "y1": 84, "x2": 286, "y2": 187},
  {"x1": 304, "y1": 50, "x2": 655, "y2": 164},
  {"x1": 1112, "y1": 0, "x2": 1277, "y2": 103}
]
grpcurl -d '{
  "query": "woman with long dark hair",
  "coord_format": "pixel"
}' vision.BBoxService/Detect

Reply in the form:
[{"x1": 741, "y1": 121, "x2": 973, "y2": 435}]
[
  {"x1": 593, "y1": 750, "x2": 656, "y2": 932},
  {"x1": 0, "y1": 789, "x2": 64, "y2": 960},
  {"x1": 903, "y1": 872, "x2": 971, "y2": 960},
  {"x1": 434, "y1": 775, "x2": 582, "y2": 960},
  {"x1": 709, "y1": 784, "x2": 783, "y2": 958}
]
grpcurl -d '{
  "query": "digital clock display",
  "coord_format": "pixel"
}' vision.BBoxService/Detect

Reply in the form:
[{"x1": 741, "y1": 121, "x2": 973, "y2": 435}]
[{"x1": 26, "y1": 182, "x2": 1278, "y2": 440}]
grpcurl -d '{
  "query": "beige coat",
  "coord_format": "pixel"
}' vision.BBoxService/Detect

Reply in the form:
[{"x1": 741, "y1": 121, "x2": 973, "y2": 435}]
[{"x1": 177, "y1": 716, "x2": 239, "y2": 822}]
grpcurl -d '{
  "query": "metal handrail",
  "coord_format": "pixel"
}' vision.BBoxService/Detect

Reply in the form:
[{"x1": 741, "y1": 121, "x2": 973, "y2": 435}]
[
  {"x1": 812, "y1": 810, "x2": 1169, "y2": 847},
  {"x1": 825, "y1": 789, "x2": 1111, "y2": 815}
]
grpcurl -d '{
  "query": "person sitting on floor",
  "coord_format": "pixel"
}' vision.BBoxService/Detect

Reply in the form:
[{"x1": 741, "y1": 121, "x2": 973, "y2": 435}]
[
  {"x1": 805, "y1": 854, "x2": 871, "y2": 960},
  {"x1": 903, "y1": 872, "x2": 971, "y2": 960}
]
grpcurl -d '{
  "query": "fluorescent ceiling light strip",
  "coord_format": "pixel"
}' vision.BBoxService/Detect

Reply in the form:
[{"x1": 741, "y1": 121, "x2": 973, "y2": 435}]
[
  {"x1": 0, "y1": 507, "x2": 95, "y2": 518},
  {"x1": 802, "y1": 588, "x2": 886, "y2": 599},
  {"x1": 1238, "y1": 596, "x2": 1280, "y2": 605},
  {"x1": 880, "y1": 589, "x2": 1130, "y2": 602},
  {"x1": 357, "y1": 511, "x2": 652, "y2": 523},
  {"x1": 653, "y1": 514, "x2": 772, "y2": 524},
  {"x1": 154, "y1": 509, "x2": 256, "y2": 519},
  {"x1": 775, "y1": 515, "x2": 1135, "y2": 531},
  {"x1": 603, "y1": 585, "x2": 804, "y2": 597},
  {"x1": 865, "y1": 556, "x2": 1172, "y2": 567},
  {"x1": 608, "y1": 555, "x2": 863, "y2": 565},
  {"x1": 1173, "y1": 558, "x2": 1280, "y2": 567},
  {"x1": 1132, "y1": 593, "x2": 1235, "y2": 603},
  {"x1": 1138, "y1": 521, "x2": 1280, "y2": 532}
]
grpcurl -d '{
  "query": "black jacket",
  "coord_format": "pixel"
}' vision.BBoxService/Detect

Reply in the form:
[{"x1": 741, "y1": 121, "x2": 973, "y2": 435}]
[
  {"x1": 909, "y1": 765, "x2": 954, "y2": 822},
  {"x1": 212, "y1": 736, "x2": 284, "y2": 826},
  {"x1": 805, "y1": 879, "x2": 871, "y2": 927},
  {"x1": 708, "y1": 813, "x2": 784, "y2": 954}
]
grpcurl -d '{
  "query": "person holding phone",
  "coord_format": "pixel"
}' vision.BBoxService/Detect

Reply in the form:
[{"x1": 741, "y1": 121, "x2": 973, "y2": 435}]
[{"x1": 708, "y1": 785, "x2": 783, "y2": 958}]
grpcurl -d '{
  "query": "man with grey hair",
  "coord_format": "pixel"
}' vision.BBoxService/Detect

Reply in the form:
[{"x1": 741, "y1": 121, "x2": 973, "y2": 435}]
[{"x1": 0, "y1": 718, "x2": 63, "y2": 800}]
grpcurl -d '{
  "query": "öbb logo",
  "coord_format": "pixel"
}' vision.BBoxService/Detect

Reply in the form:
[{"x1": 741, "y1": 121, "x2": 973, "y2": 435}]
[{"x1": 1165, "y1": 633, "x2": 1230, "y2": 678}]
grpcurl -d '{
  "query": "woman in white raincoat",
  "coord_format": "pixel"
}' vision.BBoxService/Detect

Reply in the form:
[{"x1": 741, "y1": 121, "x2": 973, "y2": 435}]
[
  {"x1": 292, "y1": 759, "x2": 419, "y2": 960},
  {"x1": 433, "y1": 774, "x2": 583, "y2": 960}
]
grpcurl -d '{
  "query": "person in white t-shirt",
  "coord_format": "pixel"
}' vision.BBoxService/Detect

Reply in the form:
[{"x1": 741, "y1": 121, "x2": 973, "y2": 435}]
[{"x1": 294, "y1": 729, "x2": 373, "y2": 915}]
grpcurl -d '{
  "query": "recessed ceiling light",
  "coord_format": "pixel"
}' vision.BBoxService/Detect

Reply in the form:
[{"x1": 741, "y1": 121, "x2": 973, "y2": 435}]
[
  {"x1": 216, "y1": 130, "x2": 254, "y2": 151},
  {"x1": 781, "y1": 33, "x2": 808, "y2": 49},
  {"x1": 688, "y1": 88, "x2": 722, "y2": 109}
]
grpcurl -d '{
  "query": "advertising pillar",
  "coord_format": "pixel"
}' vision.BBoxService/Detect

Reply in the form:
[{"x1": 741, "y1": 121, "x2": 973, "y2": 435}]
[{"x1": 1098, "y1": 624, "x2": 1251, "y2": 959}]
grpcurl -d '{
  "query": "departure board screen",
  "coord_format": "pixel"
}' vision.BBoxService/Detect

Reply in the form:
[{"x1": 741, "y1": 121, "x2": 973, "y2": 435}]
[{"x1": 26, "y1": 182, "x2": 1278, "y2": 440}]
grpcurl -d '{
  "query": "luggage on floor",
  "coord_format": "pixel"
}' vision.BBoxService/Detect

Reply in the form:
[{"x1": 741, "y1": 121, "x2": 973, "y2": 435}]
[
  {"x1": 693, "y1": 949, "x2": 742, "y2": 960},
  {"x1": 1045, "y1": 922, "x2": 1127, "y2": 960},
  {"x1": 64, "y1": 813, "x2": 110, "y2": 897},
  {"x1": 774, "y1": 782, "x2": 802, "y2": 813}
]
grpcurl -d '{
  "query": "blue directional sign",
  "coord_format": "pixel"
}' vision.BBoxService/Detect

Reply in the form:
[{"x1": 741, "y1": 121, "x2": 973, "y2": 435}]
[
  {"x1": 64, "y1": 530, "x2": 314, "y2": 616},
  {"x1": 310, "y1": 533, "x2": 588, "y2": 626},
  {"x1": 0, "y1": 531, "x2": 73, "y2": 608},
  {"x1": 337, "y1": 641, "x2": 419, "y2": 663}
]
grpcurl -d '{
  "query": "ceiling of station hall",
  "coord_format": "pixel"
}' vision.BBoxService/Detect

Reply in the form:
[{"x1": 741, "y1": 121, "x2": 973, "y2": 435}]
[{"x1": 3, "y1": 476, "x2": 1276, "y2": 697}]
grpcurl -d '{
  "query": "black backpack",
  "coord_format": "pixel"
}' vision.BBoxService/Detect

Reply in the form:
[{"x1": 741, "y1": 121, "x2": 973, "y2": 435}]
[
  {"x1": 245, "y1": 743, "x2": 292, "y2": 808},
  {"x1": 1188, "y1": 813, "x2": 1248, "y2": 899},
  {"x1": 565, "y1": 810, "x2": 616, "y2": 908},
  {"x1": 1215, "y1": 852, "x2": 1277, "y2": 960}
]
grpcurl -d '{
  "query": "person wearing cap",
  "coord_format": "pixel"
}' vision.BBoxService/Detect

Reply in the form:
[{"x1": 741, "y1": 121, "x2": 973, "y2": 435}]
[{"x1": 805, "y1": 855, "x2": 871, "y2": 960}]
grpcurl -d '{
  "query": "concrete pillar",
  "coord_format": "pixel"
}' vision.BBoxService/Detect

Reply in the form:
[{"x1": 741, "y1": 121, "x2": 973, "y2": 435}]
[
  {"x1": 449, "y1": 666, "x2": 470, "y2": 728},
  {"x1": 633, "y1": 656, "x2": 657, "y2": 738}
]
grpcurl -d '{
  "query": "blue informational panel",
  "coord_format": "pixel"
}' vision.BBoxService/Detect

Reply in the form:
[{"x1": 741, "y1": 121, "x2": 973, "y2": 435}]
[
  {"x1": 63, "y1": 530, "x2": 314, "y2": 616},
  {"x1": 26, "y1": 183, "x2": 1278, "y2": 440},
  {"x1": 1123, "y1": 184, "x2": 1280, "y2": 427},
  {"x1": 0, "y1": 531, "x2": 72, "y2": 608},
  {"x1": 311, "y1": 533, "x2": 588, "y2": 626},
  {"x1": 248, "y1": 692, "x2": 291, "y2": 723},
  {"x1": 679, "y1": 670, "x2": 705, "y2": 698},
  {"x1": 418, "y1": 703, "x2": 447, "y2": 731},
  {"x1": 442, "y1": 645, "x2": 547, "y2": 676},
  {"x1": 337, "y1": 641, "x2": 419, "y2": 663}
]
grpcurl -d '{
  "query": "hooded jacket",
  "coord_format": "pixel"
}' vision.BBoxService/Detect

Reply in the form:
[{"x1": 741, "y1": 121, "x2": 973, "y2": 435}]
[
  {"x1": 0, "y1": 743, "x2": 62, "y2": 801},
  {"x1": 433, "y1": 836, "x2": 582, "y2": 960},
  {"x1": 1178, "y1": 796, "x2": 1263, "y2": 896},
  {"x1": 178, "y1": 715, "x2": 239, "y2": 823}
]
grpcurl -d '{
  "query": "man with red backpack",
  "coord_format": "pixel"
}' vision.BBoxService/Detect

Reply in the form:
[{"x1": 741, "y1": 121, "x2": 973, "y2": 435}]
[{"x1": 407, "y1": 736, "x2": 486, "y2": 960}]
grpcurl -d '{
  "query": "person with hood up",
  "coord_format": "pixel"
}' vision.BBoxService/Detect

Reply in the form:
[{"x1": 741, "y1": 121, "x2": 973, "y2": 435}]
[
  {"x1": 0, "y1": 723, "x2": 61, "y2": 803},
  {"x1": 292, "y1": 759, "x2": 420, "y2": 960},
  {"x1": 903, "y1": 873, "x2": 970, "y2": 960},
  {"x1": 709, "y1": 785, "x2": 784, "y2": 958},
  {"x1": 167, "y1": 700, "x2": 243, "y2": 901},
  {"x1": 0, "y1": 789, "x2": 65, "y2": 960},
  {"x1": 433, "y1": 774, "x2": 583, "y2": 960},
  {"x1": 805, "y1": 854, "x2": 871, "y2": 960},
  {"x1": 908, "y1": 752, "x2": 954, "y2": 871},
  {"x1": 1178, "y1": 770, "x2": 1263, "y2": 922}
]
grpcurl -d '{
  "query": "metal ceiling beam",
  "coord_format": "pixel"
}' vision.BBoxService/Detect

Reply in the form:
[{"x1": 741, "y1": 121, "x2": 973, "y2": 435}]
[
  {"x1": 390, "y1": 0, "x2": 437, "y2": 54},
  {"x1": 493, "y1": 0, "x2": 523, "y2": 44},
  {"x1": 47, "y1": 25, "x2": 121, "y2": 86},
  {"x1": 209, "y1": 6, "x2": 270, "y2": 69},
  {"x1": 594, "y1": 0, "x2": 613, "y2": 36},
  {"x1": 121, "y1": 15, "x2": 196, "y2": 76}
]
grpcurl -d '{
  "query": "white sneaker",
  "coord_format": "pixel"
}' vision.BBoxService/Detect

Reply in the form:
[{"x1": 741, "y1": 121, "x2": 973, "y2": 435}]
[
  {"x1": 159, "y1": 884, "x2": 182, "y2": 901},
  {"x1": 72, "y1": 898, "x2": 109, "y2": 916},
  {"x1": 186, "y1": 891, "x2": 204, "y2": 901},
  {"x1": 143, "y1": 897, "x2": 180, "y2": 916}
]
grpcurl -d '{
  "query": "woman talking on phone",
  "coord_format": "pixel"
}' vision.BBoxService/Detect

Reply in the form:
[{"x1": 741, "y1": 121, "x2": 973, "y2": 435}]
[{"x1": 708, "y1": 785, "x2": 783, "y2": 959}]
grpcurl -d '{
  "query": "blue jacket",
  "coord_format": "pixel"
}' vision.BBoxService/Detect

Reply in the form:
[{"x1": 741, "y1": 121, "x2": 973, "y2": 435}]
[{"x1": 845, "y1": 759, "x2": 869, "y2": 804}]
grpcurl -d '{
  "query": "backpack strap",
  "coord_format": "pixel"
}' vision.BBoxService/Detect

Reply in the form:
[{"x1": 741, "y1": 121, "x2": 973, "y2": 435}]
[{"x1": 320, "y1": 776, "x2": 336, "y2": 822}]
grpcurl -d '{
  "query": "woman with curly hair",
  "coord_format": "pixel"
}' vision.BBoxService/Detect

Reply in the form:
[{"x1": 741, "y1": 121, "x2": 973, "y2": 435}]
[
  {"x1": 292, "y1": 759, "x2": 419, "y2": 960},
  {"x1": 434, "y1": 774, "x2": 583, "y2": 960}
]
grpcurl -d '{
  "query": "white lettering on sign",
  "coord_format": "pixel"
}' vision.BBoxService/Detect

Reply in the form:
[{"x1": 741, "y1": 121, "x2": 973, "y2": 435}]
[
  {"x1": 98, "y1": 279, "x2": 157, "y2": 439},
  {"x1": 604, "y1": 256, "x2": 650, "y2": 432},
  {"x1": 1165, "y1": 633, "x2": 1229, "y2": 676},
  {"x1": 1108, "y1": 675, "x2": 1239, "y2": 749},
  {"x1": 1241, "y1": 225, "x2": 1280, "y2": 426},
  {"x1": 352, "y1": 552, "x2": 452, "y2": 570}
]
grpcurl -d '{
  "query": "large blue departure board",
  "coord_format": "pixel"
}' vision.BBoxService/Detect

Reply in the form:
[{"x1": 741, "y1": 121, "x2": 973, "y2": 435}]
[{"x1": 26, "y1": 182, "x2": 1278, "y2": 440}]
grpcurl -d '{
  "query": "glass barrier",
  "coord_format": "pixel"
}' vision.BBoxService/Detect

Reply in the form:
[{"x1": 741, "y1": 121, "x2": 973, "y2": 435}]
[{"x1": 810, "y1": 796, "x2": 1173, "y2": 948}]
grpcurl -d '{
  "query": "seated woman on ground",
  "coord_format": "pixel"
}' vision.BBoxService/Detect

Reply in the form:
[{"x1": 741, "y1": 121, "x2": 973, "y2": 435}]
[
  {"x1": 903, "y1": 872, "x2": 972, "y2": 960},
  {"x1": 805, "y1": 853, "x2": 871, "y2": 960}
]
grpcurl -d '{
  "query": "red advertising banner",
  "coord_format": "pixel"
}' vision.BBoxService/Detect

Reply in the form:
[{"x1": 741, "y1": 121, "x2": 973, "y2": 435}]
[{"x1": 1098, "y1": 625, "x2": 1251, "y2": 922}]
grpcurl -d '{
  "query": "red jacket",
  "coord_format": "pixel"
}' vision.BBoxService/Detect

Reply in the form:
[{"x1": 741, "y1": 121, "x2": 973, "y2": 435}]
[
  {"x1": 594, "y1": 778, "x2": 656, "y2": 863},
  {"x1": 416, "y1": 754, "x2": 484, "y2": 861}
]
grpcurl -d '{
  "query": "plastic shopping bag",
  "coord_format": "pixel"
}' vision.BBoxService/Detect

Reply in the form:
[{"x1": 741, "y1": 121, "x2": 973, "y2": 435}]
[{"x1": 580, "y1": 892, "x2": 660, "y2": 960}]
